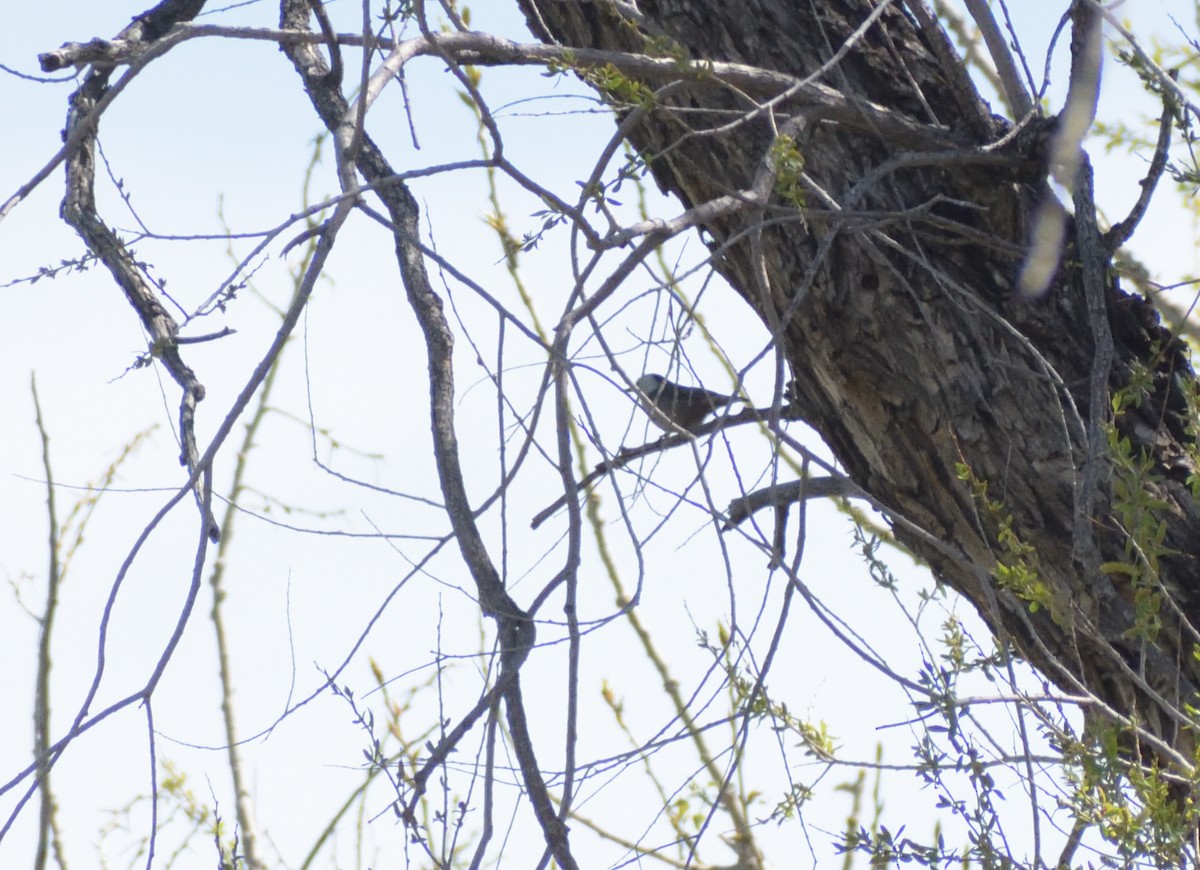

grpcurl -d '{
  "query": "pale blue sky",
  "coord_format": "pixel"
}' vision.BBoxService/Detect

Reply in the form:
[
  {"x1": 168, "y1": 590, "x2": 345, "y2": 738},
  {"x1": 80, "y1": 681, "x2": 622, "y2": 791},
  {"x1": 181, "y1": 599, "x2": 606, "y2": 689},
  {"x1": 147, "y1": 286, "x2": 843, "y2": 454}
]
[{"x1": 2, "y1": 3, "x2": 1198, "y2": 867}]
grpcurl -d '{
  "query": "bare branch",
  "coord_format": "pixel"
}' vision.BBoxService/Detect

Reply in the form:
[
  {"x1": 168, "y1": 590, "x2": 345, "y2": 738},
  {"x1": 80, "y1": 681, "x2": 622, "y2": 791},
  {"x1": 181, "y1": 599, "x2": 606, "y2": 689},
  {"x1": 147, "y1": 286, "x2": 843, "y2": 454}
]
[{"x1": 961, "y1": 0, "x2": 1034, "y2": 118}]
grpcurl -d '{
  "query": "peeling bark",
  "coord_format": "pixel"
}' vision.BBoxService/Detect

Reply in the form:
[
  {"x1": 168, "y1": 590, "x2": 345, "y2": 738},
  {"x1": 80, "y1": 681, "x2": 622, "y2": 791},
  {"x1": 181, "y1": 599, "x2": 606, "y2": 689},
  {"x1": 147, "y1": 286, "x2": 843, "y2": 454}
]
[{"x1": 518, "y1": 0, "x2": 1200, "y2": 773}]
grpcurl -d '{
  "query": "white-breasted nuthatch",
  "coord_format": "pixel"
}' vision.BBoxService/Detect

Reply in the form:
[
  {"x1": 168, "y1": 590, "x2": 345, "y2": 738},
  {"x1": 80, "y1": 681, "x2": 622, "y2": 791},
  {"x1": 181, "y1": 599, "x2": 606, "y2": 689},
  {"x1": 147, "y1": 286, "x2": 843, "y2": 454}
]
[{"x1": 634, "y1": 373, "x2": 738, "y2": 433}]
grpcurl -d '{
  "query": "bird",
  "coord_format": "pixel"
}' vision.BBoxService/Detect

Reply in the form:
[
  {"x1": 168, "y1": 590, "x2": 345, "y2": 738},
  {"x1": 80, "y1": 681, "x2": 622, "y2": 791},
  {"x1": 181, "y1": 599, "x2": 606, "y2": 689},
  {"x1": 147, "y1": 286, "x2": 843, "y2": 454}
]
[{"x1": 633, "y1": 373, "x2": 738, "y2": 433}]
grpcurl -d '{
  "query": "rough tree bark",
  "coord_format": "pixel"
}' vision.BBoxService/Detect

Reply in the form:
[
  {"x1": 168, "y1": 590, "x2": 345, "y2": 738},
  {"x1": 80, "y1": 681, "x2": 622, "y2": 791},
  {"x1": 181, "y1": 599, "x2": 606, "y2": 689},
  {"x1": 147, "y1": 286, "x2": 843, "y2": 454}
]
[{"x1": 517, "y1": 0, "x2": 1200, "y2": 778}]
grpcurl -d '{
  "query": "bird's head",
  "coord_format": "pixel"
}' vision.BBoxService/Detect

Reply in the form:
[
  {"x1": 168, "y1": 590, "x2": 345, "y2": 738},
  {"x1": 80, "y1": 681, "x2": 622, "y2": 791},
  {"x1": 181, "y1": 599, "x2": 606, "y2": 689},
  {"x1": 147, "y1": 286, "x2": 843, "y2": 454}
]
[{"x1": 634, "y1": 373, "x2": 667, "y2": 396}]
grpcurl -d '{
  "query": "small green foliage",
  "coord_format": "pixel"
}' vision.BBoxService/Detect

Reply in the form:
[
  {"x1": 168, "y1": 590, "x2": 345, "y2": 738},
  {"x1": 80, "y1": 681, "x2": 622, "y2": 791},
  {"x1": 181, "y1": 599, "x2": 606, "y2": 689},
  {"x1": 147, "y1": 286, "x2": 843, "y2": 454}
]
[
  {"x1": 542, "y1": 48, "x2": 578, "y2": 79},
  {"x1": 1, "y1": 252, "x2": 97, "y2": 289},
  {"x1": 838, "y1": 820, "x2": 961, "y2": 867},
  {"x1": 955, "y1": 462, "x2": 1054, "y2": 616},
  {"x1": 708, "y1": 626, "x2": 808, "y2": 731},
  {"x1": 642, "y1": 33, "x2": 690, "y2": 67},
  {"x1": 1111, "y1": 356, "x2": 1154, "y2": 416},
  {"x1": 585, "y1": 62, "x2": 656, "y2": 108},
  {"x1": 1062, "y1": 719, "x2": 1200, "y2": 864},
  {"x1": 940, "y1": 616, "x2": 966, "y2": 672},
  {"x1": 522, "y1": 204, "x2": 569, "y2": 252},
  {"x1": 1180, "y1": 375, "x2": 1200, "y2": 499},
  {"x1": 769, "y1": 134, "x2": 807, "y2": 207},
  {"x1": 545, "y1": 55, "x2": 655, "y2": 108},
  {"x1": 1107, "y1": 40, "x2": 1200, "y2": 189},
  {"x1": 698, "y1": 625, "x2": 835, "y2": 832},
  {"x1": 377, "y1": 1, "x2": 415, "y2": 24},
  {"x1": 769, "y1": 782, "x2": 815, "y2": 823},
  {"x1": 642, "y1": 33, "x2": 714, "y2": 76},
  {"x1": 1103, "y1": 346, "x2": 1186, "y2": 642},
  {"x1": 853, "y1": 524, "x2": 898, "y2": 590}
]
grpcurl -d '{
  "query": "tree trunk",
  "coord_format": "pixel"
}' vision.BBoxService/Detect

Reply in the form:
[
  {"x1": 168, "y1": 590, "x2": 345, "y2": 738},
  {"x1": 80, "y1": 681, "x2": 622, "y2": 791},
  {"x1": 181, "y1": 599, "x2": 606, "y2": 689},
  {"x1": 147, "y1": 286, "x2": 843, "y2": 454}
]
[{"x1": 517, "y1": 0, "x2": 1200, "y2": 774}]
